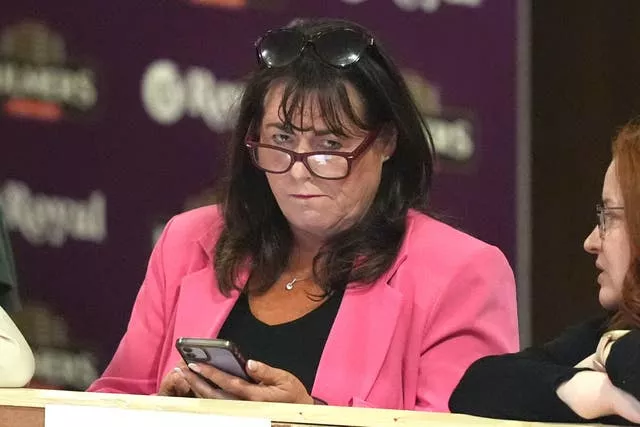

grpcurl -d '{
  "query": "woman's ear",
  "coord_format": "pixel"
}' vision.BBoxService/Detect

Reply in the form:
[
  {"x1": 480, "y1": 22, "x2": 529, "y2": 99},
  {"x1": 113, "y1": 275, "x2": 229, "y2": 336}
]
[{"x1": 381, "y1": 125, "x2": 398, "y2": 160}]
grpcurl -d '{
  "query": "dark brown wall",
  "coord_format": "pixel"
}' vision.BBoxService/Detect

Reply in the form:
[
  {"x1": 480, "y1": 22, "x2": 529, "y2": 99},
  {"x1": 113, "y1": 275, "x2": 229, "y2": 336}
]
[{"x1": 532, "y1": 1, "x2": 640, "y2": 343}]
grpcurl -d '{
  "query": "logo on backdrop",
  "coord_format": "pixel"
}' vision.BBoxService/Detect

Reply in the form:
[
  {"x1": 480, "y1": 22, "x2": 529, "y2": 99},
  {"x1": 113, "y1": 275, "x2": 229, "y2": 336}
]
[
  {"x1": 402, "y1": 70, "x2": 476, "y2": 166},
  {"x1": 13, "y1": 304, "x2": 100, "y2": 390},
  {"x1": 0, "y1": 20, "x2": 99, "y2": 122},
  {"x1": 0, "y1": 180, "x2": 107, "y2": 247},
  {"x1": 341, "y1": 0, "x2": 482, "y2": 13},
  {"x1": 141, "y1": 59, "x2": 244, "y2": 133}
]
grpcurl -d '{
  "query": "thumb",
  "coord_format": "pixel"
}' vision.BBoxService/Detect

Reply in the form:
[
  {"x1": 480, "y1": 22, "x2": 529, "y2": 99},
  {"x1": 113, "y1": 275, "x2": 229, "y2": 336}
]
[{"x1": 246, "y1": 359, "x2": 278, "y2": 384}]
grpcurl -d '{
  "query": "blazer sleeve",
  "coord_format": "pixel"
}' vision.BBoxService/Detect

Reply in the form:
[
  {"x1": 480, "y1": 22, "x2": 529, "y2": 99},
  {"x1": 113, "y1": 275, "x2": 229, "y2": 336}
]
[
  {"x1": 86, "y1": 218, "x2": 176, "y2": 395},
  {"x1": 606, "y1": 328, "x2": 640, "y2": 399},
  {"x1": 0, "y1": 306, "x2": 35, "y2": 387},
  {"x1": 415, "y1": 245, "x2": 519, "y2": 411},
  {"x1": 448, "y1": 316, "x2": 613, "y2": 423}
]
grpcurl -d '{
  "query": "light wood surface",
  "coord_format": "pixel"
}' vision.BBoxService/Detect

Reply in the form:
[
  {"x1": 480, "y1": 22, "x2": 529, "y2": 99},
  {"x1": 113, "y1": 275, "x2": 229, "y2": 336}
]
[{"x1": 0, "y1": 388, "x2": 602, "y2": 427}]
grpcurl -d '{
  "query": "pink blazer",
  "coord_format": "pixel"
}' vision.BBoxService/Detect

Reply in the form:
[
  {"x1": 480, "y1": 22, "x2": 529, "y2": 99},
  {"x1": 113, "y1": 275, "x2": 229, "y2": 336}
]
[{"x1": 88, "y1": 206, "x2": 518, "y2": 411}]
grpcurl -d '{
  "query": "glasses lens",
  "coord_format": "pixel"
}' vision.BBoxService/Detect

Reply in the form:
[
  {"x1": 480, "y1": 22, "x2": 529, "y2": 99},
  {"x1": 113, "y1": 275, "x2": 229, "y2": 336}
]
[
  {"x1": 253, "y1": 146, "x2": 292, "y2": 172},
  {"x1": 257, "y1": 29, "x2": 305, "y2": 68},
  {"x1": 596, "y1": 205, "x2": 605, "y2": 236},
  {"x1": 314, "y1": 28, "x2": 369, "y2": 68},
  {"x1": 307, "y1": 154, "x2": 349, "y2": 179}
]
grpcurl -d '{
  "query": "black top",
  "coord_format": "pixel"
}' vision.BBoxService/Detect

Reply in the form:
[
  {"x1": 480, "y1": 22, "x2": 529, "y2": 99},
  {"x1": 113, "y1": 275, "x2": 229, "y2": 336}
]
[
  {"x1": 449, "y1": 315, "x2": 640, "y2": 425},
  {"x1": 218, "y1": 290, "x2": 344, "y2": 393}
]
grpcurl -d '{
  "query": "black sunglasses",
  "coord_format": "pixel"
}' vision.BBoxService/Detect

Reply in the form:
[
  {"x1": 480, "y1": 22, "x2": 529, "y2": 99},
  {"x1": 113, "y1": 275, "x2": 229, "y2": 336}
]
[{"x1": 255, "y1": 27, "x2": 375, "y2": 69}]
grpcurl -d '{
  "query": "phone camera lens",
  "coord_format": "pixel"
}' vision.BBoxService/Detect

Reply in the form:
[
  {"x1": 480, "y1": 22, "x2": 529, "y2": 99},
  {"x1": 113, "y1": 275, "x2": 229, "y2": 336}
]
[{"x1": 183, "y1": 347, "x2": 193, "y2": 353}]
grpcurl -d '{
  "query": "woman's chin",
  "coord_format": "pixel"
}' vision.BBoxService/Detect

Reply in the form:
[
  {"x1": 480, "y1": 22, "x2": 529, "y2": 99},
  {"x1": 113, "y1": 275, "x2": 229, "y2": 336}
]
[
  {"x1": 598, "y1": 287, "x2": 621, "y2": 312},
  {"x1": 287, "y1": 218, "x2": 332, "y2": 237}
]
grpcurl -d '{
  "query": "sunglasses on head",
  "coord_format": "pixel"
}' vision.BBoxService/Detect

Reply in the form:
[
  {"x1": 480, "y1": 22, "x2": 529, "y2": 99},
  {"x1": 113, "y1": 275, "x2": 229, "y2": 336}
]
[{"x1": 255, "y1": 27, "x2": 375, "y2": 69}]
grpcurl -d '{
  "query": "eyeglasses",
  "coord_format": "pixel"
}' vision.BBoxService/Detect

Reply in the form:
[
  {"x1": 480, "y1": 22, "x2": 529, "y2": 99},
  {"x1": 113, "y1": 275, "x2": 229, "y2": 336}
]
[
  {"x1": 596, "y1": 204, "x2": 625, "y2": 238},
  {"x1": 245, "y1": 129, "x2": 380, "y2": 180},
  {"x1": 255, "y1": 28, "x2": 374, "y2": 69}
]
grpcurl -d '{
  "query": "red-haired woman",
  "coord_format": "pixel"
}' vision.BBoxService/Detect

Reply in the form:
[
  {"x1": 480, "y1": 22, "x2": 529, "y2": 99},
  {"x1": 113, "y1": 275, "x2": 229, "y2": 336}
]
[{"x1": 450, "y1": 118, "x2": 640, "y2": 425}]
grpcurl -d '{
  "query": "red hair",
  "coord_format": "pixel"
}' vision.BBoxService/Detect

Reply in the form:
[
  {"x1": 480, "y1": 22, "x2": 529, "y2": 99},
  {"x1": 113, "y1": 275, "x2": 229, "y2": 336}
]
[{"x1": 610, "y1": 118, "x2": 640, "y2": 329}]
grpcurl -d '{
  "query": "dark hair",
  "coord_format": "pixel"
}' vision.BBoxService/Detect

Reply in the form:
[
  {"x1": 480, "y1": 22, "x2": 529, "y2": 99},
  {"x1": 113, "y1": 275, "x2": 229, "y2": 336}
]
[
  {"x1": 214, "y1": 18, "x2": 434, "y2": 295},
  {"x1": 610, "y1": 118, "x2": 640, "y2": 329}
]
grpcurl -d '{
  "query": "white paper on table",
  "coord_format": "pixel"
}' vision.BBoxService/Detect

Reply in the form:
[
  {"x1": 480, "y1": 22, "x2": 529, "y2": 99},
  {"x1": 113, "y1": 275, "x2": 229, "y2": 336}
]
[{"x1": 45, "y1": 404, "x2": 272, "y2": 427}]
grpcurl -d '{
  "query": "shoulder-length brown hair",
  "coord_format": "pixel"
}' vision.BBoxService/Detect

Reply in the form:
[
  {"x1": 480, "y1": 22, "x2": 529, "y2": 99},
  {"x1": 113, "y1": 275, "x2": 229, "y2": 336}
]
[{"x1": 610, "y1": 117, "x2": 640, "y2": 329}]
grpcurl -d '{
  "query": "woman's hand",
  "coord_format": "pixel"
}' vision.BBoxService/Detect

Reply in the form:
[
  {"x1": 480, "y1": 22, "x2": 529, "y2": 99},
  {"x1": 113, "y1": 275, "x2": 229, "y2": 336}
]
[
  {"x1": 556, "y1": 370, "x2": 640, "y2": 422},
  {"x1": 157, "y1": 361, "x2": 194, "y2": 397},
  {"x1": 179, "y1": 360, "x2": 314, "y2": 404}
]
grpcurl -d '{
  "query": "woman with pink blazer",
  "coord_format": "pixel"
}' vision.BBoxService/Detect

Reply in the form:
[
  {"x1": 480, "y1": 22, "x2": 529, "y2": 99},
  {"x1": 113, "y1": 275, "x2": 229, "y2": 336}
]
[{"x1": 88, "y1": 18, "x2": 518, "y2": 411}]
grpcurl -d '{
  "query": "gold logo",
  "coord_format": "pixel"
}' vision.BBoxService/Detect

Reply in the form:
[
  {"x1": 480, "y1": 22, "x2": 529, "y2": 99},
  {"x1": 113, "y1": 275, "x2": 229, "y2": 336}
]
[{"x1": 0, "y1": 20, "x2": 98, "y2": 121}]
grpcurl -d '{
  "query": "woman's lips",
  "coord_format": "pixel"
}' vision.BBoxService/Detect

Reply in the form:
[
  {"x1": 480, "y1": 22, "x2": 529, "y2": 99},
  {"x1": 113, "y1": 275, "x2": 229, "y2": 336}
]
[{"x1": 291, "y1": 194, "x2": 322, "y2": 199}]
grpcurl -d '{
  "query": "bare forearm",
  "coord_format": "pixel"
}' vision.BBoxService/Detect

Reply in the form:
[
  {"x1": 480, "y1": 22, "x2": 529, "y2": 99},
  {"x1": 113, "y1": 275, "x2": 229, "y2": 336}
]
[
  {"x1": 556, "y1": 371, "x2": 612, "y2": 419},
  {"x1": 557, "y1": 370, "x2": 640, "y2": 423}
]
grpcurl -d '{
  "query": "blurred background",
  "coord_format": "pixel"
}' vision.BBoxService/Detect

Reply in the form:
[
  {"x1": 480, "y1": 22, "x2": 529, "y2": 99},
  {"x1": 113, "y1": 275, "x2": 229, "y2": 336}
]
[{"x1": 2, "y1": 0, "x2": 639, "y2": 390}]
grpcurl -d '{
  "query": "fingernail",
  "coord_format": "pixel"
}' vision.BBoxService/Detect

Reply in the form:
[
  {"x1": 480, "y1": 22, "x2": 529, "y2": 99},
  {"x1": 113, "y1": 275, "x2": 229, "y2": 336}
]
[
  {"x1": 247, "y1": 360, "x2": 257, "y2": 371},
  {"x1": 187, "y1": 363, "x2": 201, "y2": 373},
  {"x1": 173, "y1": 367, "x2": 185, "y2": 377}
]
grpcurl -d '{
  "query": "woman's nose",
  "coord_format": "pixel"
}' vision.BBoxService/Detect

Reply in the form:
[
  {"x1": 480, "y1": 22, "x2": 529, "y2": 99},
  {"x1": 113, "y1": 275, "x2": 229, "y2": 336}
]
[
  {"x1": 583, "y1": 226, "x2": 601, "y2": 254},
  {"x1": 288, "y1": 159, "x2": 313, "y2": 180}
]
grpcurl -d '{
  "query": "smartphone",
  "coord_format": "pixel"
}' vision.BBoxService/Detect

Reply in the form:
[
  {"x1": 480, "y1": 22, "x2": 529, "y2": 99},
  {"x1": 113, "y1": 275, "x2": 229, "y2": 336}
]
[{"x1": 175, "y1": 338, "x2": 254, "y2": 383}]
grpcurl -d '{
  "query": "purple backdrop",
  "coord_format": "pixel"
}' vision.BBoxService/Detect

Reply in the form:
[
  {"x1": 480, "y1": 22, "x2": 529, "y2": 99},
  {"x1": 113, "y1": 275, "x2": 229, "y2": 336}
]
[{"x1": 1, "y1": 0, "x2": 517, "y2": 389}]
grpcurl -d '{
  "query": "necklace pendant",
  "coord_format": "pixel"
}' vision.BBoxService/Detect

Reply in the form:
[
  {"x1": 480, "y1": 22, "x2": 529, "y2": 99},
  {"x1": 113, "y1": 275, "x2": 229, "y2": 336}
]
[{"x1": 285, "y1": 278, "x2": 296, "y2": 291}]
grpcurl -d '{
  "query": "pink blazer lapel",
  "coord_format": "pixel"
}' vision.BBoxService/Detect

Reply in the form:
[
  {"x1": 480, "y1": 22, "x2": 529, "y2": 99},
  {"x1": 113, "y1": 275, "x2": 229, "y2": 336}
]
[
  {"x1": 172, "y1": 227, "x2": 249, "y2": 343},
  {"x1": 173, "y1": 266, "x2": 239, "y2": 341},
  {"x1": 312, "y1": 276, "x2": 403, "y2": 405}
]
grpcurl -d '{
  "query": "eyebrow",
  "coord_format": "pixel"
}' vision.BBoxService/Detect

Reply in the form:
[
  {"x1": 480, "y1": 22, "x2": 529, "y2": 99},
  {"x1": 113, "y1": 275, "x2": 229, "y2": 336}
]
[{"x1": 263, "y1": 122, "x2": 337, "y2": 137}]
